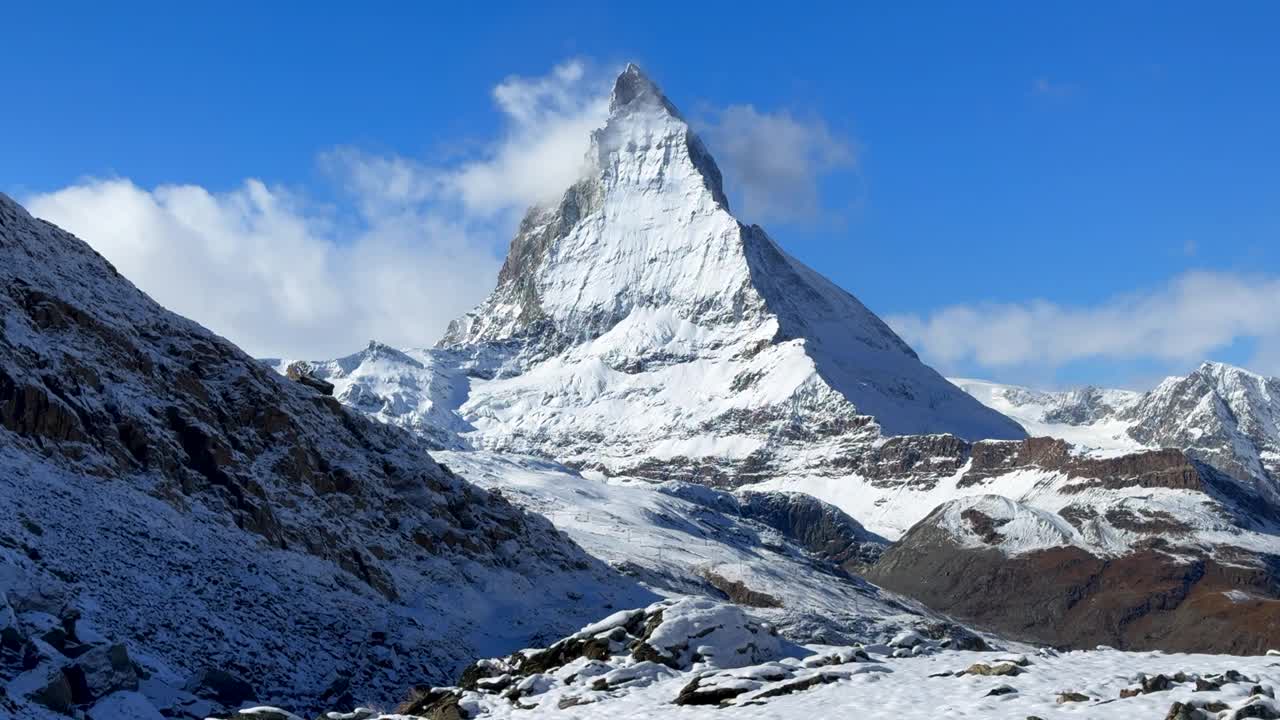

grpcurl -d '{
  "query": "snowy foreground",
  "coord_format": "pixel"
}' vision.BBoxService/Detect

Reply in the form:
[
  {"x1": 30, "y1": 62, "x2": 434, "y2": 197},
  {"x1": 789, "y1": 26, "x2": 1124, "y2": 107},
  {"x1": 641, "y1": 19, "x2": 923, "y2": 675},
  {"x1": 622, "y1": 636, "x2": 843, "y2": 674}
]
[{"x1": 224, "y1": 598, "x2": 1280, "y2": 720}]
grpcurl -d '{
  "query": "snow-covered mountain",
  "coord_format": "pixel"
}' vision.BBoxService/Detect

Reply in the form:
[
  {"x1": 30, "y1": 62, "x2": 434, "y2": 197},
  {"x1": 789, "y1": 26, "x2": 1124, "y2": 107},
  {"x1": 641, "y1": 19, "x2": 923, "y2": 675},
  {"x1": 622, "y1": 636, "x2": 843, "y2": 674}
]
[
  {"x1": 0, "y1": 192, "x2": 657, "y2": 719},
  {"x1": 953, "y1": 362, "x2": 1280, "y2": 501},
  {"x1": 297, "y1": 64, "x2": 1023, "y2": 486},
  {"x1": 290, "y1": 65, "x2": 1280, "y2": 658}
]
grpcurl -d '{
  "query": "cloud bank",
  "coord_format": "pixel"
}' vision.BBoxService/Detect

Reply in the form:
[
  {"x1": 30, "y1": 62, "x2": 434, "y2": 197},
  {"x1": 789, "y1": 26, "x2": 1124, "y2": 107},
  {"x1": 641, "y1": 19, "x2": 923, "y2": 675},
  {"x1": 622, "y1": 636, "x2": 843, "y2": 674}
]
[
  {"x1": 698, "y1": 105, "x2": 855, "y2": 223},
  {"x1": 889, "y1": 271, "x2": 1280, "y2": 378},
  {"x1": 25, "y1": 60, "x2": 613, "y2": 359}
]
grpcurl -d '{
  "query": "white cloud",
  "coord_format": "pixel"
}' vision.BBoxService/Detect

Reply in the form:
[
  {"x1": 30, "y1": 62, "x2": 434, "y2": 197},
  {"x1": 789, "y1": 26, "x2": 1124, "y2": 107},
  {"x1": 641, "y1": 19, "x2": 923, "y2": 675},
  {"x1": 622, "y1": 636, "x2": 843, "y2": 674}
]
[
  {"x1": 452, "y1": 60, "x2": 611, "y2": 215},
  {"x1": 888, "y1": 271, "x2": 1280, "y2": 377},
  {"x1": 24, "y1": 59, "x2": 862, "y2": 360},
  {"x1": 698, "y1": 105, "x2": 855, "y2": 223},
  {"x1": 27, "y1": 178, "x2": 502, "y2": 359},
  {"x1": 23, "y1": 60, "x2": 613, "y2": 359}
]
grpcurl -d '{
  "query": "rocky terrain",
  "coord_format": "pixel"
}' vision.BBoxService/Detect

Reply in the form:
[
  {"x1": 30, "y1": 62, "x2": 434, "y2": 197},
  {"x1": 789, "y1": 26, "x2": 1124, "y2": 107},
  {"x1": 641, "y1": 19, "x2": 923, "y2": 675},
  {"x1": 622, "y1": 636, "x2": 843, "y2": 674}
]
[
  {"x1": 203, "y1": 598, "x2": 1280, "y2": 720},
  {"x1": 0, "y1": 192, "x2": 654, "y2": 718}
]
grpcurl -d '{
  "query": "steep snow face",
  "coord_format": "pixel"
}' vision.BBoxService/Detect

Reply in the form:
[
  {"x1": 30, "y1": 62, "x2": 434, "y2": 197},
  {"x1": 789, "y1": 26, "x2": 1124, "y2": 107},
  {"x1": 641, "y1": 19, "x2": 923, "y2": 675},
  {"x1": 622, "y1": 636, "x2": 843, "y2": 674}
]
[
  {"x1": 954, "y1": 364, "x2": 1280, "y2": 501},
  {"x1": 281, "y1": 342, "x2": 475, "y2": 451},
  {"x1": 0, "y1": 193, "x2": 651, "y2": 715},
  {"x1": 395, "y1": 65, "x2": 1023, "y2": 482},
  {"x1": 442, "y1": 65, "x2": 744, "y2": 348},
  {"x1": 1126, "y1": 362, "x2": 1280, "y2": 501}
]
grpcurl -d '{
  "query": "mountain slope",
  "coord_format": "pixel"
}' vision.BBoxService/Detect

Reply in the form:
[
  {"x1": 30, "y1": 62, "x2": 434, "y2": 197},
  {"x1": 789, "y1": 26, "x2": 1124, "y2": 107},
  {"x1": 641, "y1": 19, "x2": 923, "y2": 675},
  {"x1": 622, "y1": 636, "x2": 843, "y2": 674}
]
[
  {"x1": 0, "y1": 193, "x2": 651, "y2": 718},
  {"x1": 305, "y1": 64, "x2": 1023, "y2": 486}
]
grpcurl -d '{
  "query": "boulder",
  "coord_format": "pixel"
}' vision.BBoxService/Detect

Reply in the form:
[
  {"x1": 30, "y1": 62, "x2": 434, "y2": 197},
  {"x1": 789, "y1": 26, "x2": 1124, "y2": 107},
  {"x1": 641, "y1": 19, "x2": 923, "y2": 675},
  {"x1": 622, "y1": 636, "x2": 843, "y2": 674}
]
[
  {"x1": 965, "y1": 662, "x2": 1023, "y2": 677},
  {"x1": 65, "y1": 643, "x2": 138, "y2": 703},
  {"x1": 1165, "y1": 702, "x2": 1211, "y2": 720},
  {"x1": 185, "y1": 667, "x2": 257, "y2": 707},
  {"x1": 1232, "y1": 699, "x2": 1280, "y2": 719},
  {"x1": 394, "y1": 686, "x2": 467, "y2": 719},
  {"x1": 0, "y1": 593, "x2": 20, "y2": 650},
  {"x1": 889, "y1": 630, "x2": 924, "y2": 649},
  {"x1": 28, "y1": 666, "x2": 75, "y2": 713},
  {"x1": 285, "y1": 361, "x2": 335, "y2": 395},
  {"x1": 673, "y1": 674, "x2": 749, "y2": 706},
  {"x1": 1121, "y1": 673, "x2": 1175, "y2": 698}
]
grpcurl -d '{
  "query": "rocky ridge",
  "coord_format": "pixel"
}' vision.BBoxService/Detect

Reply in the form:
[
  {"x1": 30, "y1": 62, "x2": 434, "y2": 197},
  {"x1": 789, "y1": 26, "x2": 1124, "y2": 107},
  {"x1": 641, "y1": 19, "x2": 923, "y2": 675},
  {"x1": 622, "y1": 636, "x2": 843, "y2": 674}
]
[{"x1": 0, "y1": 192, "x2": 652, "y2": 718}]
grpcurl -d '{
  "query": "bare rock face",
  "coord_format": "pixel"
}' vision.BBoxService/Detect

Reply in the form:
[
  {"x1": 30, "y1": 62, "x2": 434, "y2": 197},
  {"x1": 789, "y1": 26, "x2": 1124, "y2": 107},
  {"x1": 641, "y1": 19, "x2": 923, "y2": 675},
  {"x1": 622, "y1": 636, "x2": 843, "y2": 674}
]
[
  {"x1": 0, "y1": 193, "x2": 649, "y2": 714},
  {"x1": 733, "y1": 490, "x2": 888, "y2": 568},
  {"x1": 868, "y1": 497, "x2": 1280, "y2": 654}
]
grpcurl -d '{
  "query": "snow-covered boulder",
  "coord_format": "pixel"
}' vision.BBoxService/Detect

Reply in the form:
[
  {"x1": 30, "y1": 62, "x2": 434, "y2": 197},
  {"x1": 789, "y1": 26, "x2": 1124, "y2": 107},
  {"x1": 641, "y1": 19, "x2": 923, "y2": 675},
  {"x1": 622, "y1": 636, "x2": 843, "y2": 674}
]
[{"x1": 638, "y1": 597, "x2": 784, "y2": 670}]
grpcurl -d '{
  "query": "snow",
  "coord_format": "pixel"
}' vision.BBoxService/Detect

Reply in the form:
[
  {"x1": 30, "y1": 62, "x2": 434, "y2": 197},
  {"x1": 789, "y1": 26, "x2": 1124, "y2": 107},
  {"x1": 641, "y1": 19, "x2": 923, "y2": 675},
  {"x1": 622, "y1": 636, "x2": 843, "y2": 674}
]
[
  {"x1": 640, "y1": 597, "x2": 785, "y2": 669},
  {"x1": 295, "y1": 64, "x2": 1023, "y2": 489},
  {"x1": 277, "y1": 598, "x2": 1280, "y2": 720},
  {"x1": 7, "y1": 61, "x2": 1280, "y2": 720},
  {"x1": 953, "y1": 367, "x2": 1280, "y2": 502},
  {"x1": 0, "y1": 192, "x2": 654, "y2": 717},
  {"x1": 434, "y1": 450, "x2": 958, "y2": 645},
  {"x1": 950, "y1": 378, "x2": 1144, "y2": 456}
]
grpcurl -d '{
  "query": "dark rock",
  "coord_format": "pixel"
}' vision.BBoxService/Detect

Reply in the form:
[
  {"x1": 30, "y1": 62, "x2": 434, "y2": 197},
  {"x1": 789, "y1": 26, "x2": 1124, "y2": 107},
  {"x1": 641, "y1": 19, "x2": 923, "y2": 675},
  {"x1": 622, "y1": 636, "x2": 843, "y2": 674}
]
[
  {"x1": 29, "y1": 666, "x2": 75, "y2": 713},
  {"x1": 734, "y1": 490, "x2": 888, "y2": 568},
  {"x1": 701, "y1": 570, "x2": 782, "y2": 609},
  {"x1": 65, "y1": 643, "x2": 138, "y2": 703},
  {"x1": 986, "y1": 684, "x2": 1017, "y2": 696},
  {"x1": 285, "y1": 361, "x2": 335, "y2": 396},
  {"x1": 185, "y1": 667, "x2": 257, "y2": 707},
  {"x1": 1122, "y1": 673, "x2": 1175, "y2": 697},
  {"x1": 1234, "y1": 700, "x2": 1280, "y2": 719},
  {"x1": 1165, "y1": 702, "x2": 1206, "y2": 720},
  {"x1": 868, "y1": 518, "x2": 1280, "y2": 654},
  {"x1": 752, "y1": 672, "x2": 841, "y2": 699},
  {"x1": 1057, "y1": 692, "x2": 1090, "y2": 704},
  {"x1": 673, "y1": 674, "x2": 749, "y2": 706},
  {"x1": 395, "y1": 685, "x2": 467, "y2": 719},
  {"x1": 964, "y1": 662, "x2": 1023, "y2": 677},
  {"x1": 1195, "y1": 677, "x2": 1222, "y2": 692}
]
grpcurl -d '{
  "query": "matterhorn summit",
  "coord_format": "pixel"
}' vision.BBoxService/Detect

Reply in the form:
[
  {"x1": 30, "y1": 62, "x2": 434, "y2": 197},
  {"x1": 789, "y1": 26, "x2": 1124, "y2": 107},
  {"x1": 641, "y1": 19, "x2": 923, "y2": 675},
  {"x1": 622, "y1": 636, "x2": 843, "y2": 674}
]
[{"x1": 314, "y1": 64, "x2": 1024, "y2": 484}]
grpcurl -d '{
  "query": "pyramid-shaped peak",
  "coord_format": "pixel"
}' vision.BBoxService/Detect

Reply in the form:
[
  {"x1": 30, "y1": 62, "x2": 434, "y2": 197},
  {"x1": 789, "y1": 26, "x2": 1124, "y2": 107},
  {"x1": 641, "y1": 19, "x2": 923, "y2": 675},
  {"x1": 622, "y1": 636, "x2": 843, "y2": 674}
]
[{"x1": 609, "y1": 63, "x2": 682, "y2": 118}]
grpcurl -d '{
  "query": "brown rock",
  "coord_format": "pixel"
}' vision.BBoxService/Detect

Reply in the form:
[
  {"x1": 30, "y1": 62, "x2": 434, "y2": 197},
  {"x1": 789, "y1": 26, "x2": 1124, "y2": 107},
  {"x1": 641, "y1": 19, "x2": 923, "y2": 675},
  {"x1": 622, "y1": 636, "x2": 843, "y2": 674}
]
[
  {"x1": 285, "y1": 362, "x2": 334, "y2": 396},
  {"x1": 965, "y1": 662, "x2": 1023, "y2": 677}
]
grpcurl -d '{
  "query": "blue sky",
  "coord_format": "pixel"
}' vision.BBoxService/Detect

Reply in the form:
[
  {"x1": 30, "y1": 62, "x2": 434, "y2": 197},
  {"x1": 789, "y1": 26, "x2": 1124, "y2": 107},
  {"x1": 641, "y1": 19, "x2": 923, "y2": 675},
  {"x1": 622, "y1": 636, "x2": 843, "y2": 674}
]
[{"x1": 4, "y1": 2, "x2": 1279, "y2": 387}]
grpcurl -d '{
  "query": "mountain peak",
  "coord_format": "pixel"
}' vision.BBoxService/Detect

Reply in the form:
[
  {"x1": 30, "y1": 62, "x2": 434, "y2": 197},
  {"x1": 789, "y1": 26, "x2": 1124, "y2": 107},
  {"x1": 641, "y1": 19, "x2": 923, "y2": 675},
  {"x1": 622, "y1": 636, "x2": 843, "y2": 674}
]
[
  {"x1": 1196, "y1": 360, "x2": 1268, "y2": 381},
  {"x1": 608, "y1": 63, "x2": 680, "y2": 118}
]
